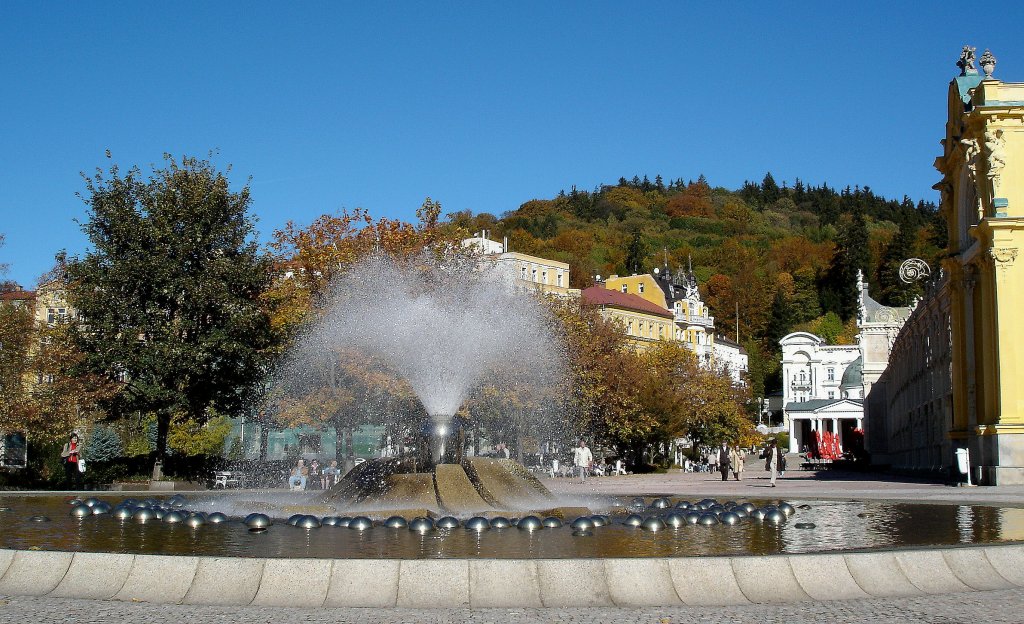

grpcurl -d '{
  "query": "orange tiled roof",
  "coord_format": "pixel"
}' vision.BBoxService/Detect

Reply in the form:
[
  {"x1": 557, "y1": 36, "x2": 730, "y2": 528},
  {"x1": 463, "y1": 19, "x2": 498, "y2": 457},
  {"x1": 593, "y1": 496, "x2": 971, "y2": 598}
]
[{"x1": 581, "y1": 286, "x2": 674, "y2": 318}]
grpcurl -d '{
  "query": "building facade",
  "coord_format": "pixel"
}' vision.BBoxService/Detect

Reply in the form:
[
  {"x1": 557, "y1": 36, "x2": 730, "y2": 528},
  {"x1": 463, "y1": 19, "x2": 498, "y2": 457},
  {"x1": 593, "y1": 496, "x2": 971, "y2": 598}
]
[
  {"x1": 462, "y1": 234, "x2": 575, "y2": 297},
  {"x1": 929, "y1": 47, "x2": 1024, "y2": 483},
  {"x1": 602, "y1": 262, "x2": 748, "y2": 383},
  {"x1": 779, "y1": 332, "x2": 862, "y2": 453},
  {"x1": 580, "y1": 285, "x2": 676, "y2": 350},
  {"x1": 864, "y1": 273, "x2": 953, "y2": 474}
]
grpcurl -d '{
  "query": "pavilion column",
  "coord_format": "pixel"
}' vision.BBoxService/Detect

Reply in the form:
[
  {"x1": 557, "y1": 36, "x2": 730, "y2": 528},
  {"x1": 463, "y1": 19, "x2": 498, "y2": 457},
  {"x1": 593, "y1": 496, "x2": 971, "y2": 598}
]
[{"x1": 789, "y1": 418, "x2": 798, "y2": 453}]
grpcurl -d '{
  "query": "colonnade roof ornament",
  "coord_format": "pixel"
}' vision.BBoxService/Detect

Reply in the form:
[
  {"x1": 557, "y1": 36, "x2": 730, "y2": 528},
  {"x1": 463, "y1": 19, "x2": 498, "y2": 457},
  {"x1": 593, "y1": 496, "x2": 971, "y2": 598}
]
[
  {"x1": 857, "y1": 269, "x2": 913, "y2": 328},
  {"x1": 958, "y1": 46, "x2": 978, "y2": 76},
  {"x1": 980, "y1": 49, "x2": 997, "y2": 79},
  {"x1": 899, "y1": 258, "x2": 932, "y2": 284}
]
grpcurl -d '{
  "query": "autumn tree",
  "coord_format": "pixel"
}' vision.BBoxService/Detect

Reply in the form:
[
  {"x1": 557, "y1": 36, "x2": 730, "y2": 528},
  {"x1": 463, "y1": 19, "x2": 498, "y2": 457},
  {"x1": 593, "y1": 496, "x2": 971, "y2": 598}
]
[
  {"x1": 64, "y1": 154, "x2": 278, "y2": 468},
  {"x1": 553, "y1": 299, "x2": 655, "y2": 449}
]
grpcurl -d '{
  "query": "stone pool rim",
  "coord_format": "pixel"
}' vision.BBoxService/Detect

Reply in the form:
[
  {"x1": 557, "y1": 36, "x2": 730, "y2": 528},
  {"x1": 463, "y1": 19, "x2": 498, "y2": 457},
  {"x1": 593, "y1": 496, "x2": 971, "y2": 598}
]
[{"x1": 0, "y1": 543, "x2": 1022, "y2": 608}]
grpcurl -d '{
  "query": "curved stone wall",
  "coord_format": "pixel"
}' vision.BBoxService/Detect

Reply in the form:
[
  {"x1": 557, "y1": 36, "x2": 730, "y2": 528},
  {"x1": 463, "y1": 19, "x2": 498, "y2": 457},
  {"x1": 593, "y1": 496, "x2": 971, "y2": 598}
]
[{"x1": 0, "y1": 544, "x2": 1020, "y2": 607}]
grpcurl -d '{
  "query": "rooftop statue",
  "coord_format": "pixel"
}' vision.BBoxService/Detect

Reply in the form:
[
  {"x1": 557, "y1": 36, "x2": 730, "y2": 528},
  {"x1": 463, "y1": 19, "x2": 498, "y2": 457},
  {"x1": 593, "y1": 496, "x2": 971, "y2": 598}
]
[
  {"x1": 957, "y1": 45, "x2": 977, "y2": 76},
  {"x1": 980, "y1": 49, "x2": 997, "y2": 79}
]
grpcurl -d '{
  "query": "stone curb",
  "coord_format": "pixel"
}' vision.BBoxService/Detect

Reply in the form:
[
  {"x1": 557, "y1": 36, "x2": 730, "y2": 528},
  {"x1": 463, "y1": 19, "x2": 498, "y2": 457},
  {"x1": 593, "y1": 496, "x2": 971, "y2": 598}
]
[{"x1": 0, "y1": 544, "x2": 1020, "y2": 608}]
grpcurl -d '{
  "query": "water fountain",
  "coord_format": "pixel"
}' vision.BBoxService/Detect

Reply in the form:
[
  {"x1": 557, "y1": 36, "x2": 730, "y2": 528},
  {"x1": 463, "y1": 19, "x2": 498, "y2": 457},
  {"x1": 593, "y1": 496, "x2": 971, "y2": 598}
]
[{"x1": 272, "y1": 251, "x2": 566, "y2": 514}]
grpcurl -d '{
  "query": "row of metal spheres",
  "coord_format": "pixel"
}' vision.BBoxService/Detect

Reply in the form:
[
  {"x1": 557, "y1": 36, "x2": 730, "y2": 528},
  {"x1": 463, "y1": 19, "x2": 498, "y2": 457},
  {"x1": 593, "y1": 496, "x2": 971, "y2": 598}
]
[
  {"x1": 68, "y1": 496, "x2": 799, "y2": 533},
  {"x1": 68, "y1": 496, "x2": 227, "y2": 528},
  {"x1": 619, "y1": 497, "x2": 799, "y2": 528},
  {"x1": 245, "y1": 513, "x2": 600, "y2": 534}
]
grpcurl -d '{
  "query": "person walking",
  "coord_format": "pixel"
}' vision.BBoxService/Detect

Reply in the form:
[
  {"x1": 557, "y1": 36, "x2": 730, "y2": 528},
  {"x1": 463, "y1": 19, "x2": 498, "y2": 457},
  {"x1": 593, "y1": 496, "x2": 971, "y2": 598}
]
[
  {"x1": 729, "y1": 445, "x2": 746, "y2": 481},
  {"x1": 60, "y1": 432, "x2": 84, "y2": 489},
  {"x1": 717, "y1": 441, "x2": 731, "y2": 481},
  {"x1": 764, "y1": 439, "x2": 779, "y2": 487},
  {"x1": 573, "y1": 440, "x2": 593, "y2": 484}
]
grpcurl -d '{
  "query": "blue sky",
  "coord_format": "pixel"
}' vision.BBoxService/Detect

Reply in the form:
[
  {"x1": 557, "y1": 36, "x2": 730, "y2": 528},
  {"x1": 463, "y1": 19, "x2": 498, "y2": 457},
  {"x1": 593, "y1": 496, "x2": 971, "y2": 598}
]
[{"x1": 1, "y1": 1, "x2": 1022, "y2": 286}]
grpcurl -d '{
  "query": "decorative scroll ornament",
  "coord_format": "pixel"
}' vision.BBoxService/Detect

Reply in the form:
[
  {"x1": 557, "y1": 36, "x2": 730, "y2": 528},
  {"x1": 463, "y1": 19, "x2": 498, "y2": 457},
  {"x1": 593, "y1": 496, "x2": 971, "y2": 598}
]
[
  {"x1": 990, "y1": 247, "x2": 1018, "y2": 271},
  {"x1": 899, "y1": 258, "x2": 932, "y2": 283}
]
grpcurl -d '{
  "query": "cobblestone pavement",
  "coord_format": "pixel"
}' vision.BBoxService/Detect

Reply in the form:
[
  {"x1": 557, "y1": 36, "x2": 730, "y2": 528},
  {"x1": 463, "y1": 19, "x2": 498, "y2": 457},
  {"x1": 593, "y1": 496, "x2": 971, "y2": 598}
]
[{"x1": 1, "y1": 590, "x2": 1022, "y2": 624}]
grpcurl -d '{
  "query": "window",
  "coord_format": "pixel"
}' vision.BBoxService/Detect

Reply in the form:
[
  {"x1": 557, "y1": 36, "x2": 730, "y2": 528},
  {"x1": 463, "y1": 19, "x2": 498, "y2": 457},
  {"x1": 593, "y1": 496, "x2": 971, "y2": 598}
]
[
  {"x1": 828, "y1": 391, "x2": 835, "y2": 399},
  {"x1": 658, "y1": 325, "x2": 664, "y2": 338},
  {"x1": 827, "y1": 367, "x2": 835, "y2": 381},
  {"x1": 46, "y1": 308, "x2": 67, "y2": 324},
  {"x1": 621, "y1": 284, "x2": 627, "y2": 293},
  {"x1": 521, "y1": 266, "x2": 527, "y2": 280},
  {"x1": 638, "y1": 283, "x2": 645, "y2": 294},
  {"x1": 531, "y1": 268, "x2": 537, "y2": 282},
  {"x1": 541, "y1": 270, "x2": 547, "y2": 283},
  {"x1": 627, "y1": 321, "x2": 633, "y2": 335},
  {"x1": 557, "y1": 272, "x2": 563, "y2": 287}
]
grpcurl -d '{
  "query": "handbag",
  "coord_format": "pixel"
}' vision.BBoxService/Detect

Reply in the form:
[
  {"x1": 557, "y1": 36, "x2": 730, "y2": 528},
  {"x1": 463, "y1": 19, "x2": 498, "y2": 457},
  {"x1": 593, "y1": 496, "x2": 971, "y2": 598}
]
[{"x1": 77, "y1": 459, "x2": 86, "y2": 473}]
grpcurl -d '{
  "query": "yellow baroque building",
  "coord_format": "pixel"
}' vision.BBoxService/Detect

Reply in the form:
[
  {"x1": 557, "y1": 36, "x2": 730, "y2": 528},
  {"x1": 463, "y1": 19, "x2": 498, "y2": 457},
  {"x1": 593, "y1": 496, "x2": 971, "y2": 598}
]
[
  {"x1": 581, "y1": 285, "x2": 675, "y2": 350},
  {"x1": 603, "y1": 274, "x2": 668, "y2": 308},
  {"x1": 934, "y1": 47, "x2": 1024, "y2": 484}
]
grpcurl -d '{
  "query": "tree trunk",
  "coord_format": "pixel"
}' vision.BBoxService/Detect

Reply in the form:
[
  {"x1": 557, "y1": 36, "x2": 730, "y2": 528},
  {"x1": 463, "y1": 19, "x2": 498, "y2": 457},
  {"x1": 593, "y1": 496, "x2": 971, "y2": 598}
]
[
  {"x1": 153, "y1": 410, "x2": 170, "y2": 480},
  {"x1": 334, "y1": 424, "x2": 345, "y2": 466}
]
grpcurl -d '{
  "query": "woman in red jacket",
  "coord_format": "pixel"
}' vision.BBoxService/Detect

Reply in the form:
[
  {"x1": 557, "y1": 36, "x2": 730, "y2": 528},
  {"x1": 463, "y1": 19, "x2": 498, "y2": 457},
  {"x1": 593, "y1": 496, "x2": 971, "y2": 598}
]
[{"x1": 61, "y1": 432, "x2": 84, "y2": 489}]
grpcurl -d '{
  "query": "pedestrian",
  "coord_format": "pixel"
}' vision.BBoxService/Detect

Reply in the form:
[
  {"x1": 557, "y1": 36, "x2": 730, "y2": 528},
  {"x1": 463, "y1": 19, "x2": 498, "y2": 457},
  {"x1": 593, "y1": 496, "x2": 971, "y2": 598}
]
[
  {"x1": 60, "y1": 432, "x2": 84, "y2": 489},
  {"x1": 717, "y1": 441, "x2": 731, "y2": 481},
  {"x1": 764, "y1": 439, "x2": 779, "y2": 487},
  {"x1": 307, "y1": 459, "x2": 321, "y2": 490},
  {"x1": 729, "y1": 445, "x2": 746, "y2": 481},
  {"x1": 288, "y1": 459, "x2": 308, "y2": 490},
  {"x1": 322, "y1": 460, "x2": 340, "y2": 488},
  {"x1": 573, "y1": 440, "x2": 593, "y2": 484}
]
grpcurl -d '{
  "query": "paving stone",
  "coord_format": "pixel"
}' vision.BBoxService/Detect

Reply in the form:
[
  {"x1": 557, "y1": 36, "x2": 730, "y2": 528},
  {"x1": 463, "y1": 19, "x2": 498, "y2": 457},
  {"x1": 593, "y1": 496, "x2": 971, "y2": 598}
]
[
  {"x1": 470, "y1": 560, "x2": 542, "y2": 608},
  {"x1": 789, "y1": 552, "x2": 868, "y2": 600},
  {"x1": 50, "y1": 552, "x2": 133, "y2": 599},
  {"x1": 731, "y1": 555, "x2": 810, "y2": 603},
  {"x1": 844, "y1": 551, "x2": 922, "y2": 597},
  {"x1": 604, "y1": 558, "x2": 680, "y2": 606},
  {"x1": 668, "y1": 556, "x2": 749, "y2": 605},
  {"x1": 3, "y1": 588, "x2": 1024, "y2": 623},
  {"x1": 251, "y1": 558, "x2": 331, "y2": 607},
  {"x1": 325, "y1": 559, "x2": 399, "y2": 607},
  {"x1": 0, "y1": 551, "x2": 72, "y2": 596},
  {"x1": 397, "y1": 559, "x2": 470, "y2": 608},
  {"x1": 943, "y1": 547, "x2": 1016, "y2": 590},
  {"x1": 983, "y1": 544, "x2": 1024, "y2": 585},
  {"x1": 0, "y1": 550, "x2": 14, "y2": 579},
  {"x1": 183, "y1": 556, "x2": 264, "y2": 605},
  {"x1": 536, "y1": 559, "x2": 612, "y2": 607},
  {"x1": 114, "y1": 554, "x2": 198, "y2": 604},
  {"x1": 895, "y1": 550, "x2": 971, "y2": 594}
]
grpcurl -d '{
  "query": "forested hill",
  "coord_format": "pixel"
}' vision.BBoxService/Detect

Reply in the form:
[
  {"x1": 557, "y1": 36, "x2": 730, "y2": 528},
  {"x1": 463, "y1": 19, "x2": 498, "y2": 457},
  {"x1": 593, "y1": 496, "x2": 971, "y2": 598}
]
[{"x1": 446, "y1": 173, "x2": 944, "y2": 395}]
